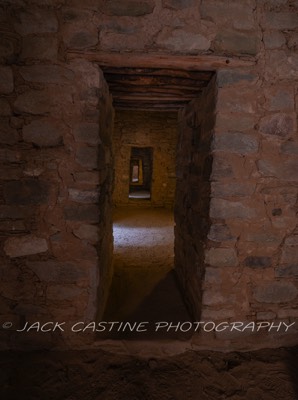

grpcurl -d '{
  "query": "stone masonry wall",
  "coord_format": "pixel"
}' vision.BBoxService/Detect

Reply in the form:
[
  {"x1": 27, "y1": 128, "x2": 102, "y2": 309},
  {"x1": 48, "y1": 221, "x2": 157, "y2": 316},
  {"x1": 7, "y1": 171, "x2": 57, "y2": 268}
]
[
  {"x1": 0, "y1": 4, "x2": 114, "y2": 349},
  {"x1": 0, "y1": 0, "x2": 297, "y2": 351},
  {"x1": 113, "y1": 110, "x2": 177, "y2": 208},
  {"x1": 175, "y1": 76, "x2": 216, "y2": 320}
]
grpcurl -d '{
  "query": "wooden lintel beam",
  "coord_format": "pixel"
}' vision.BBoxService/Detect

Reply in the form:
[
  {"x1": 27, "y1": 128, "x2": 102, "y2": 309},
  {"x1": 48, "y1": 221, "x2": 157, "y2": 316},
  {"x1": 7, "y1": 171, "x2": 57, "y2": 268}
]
[
  {"x1": 113, "y1": 94, "x2": 195, "y2": 101},
  {"x1": 67, "y1": 51, "x2": 256, "y2": 71},
  {"x1": 109, "y1": 88, "x2": 203, "y2": 97},
  {"x1": 115, "y1": 106, "x2": 179, "y2": 112},
  {"x1": 105, "y1": 79, "x2": 206, "y2": 88},
  {"x1": 102, "y1": 67, "x2": 213, "y2": 79}
]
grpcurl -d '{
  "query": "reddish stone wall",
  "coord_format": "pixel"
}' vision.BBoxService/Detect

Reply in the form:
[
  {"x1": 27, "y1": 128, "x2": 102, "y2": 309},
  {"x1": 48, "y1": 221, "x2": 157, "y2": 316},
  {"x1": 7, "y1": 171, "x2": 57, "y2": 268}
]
[
  {"x1": 175, "y1": 76, "x2": 216, "y2": 320},
  {"x1": 0, "y1": 5, "x2": 114, "y2": 349},
  {"x1": 113, "y1": 111, "x2": 177, "y2": 208},
  {"x1": 0, "y1": 0, "x2": 297, "y2": 351}
]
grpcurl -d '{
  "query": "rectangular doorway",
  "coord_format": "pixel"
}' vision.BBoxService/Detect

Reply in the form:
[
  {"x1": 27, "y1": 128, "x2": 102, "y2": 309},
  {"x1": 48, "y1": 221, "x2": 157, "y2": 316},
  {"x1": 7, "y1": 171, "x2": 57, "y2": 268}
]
[{"x1": 129, "y1": 146, "x2": 153, "y2": 200}]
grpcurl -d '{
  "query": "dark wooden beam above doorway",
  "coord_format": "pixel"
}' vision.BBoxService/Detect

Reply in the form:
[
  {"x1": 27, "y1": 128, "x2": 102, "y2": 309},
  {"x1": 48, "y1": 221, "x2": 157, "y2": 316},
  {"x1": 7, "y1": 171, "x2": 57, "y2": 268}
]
[{"x1": 67, "y1": 52, "x2": 256, "y2": 111}]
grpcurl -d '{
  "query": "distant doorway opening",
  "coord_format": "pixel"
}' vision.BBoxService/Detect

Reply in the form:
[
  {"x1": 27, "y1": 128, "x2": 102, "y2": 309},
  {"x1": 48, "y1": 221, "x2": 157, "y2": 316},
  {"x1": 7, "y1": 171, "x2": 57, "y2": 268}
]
[{"x1": 129, "y1": 147, "x2": 153, "y2": 200}]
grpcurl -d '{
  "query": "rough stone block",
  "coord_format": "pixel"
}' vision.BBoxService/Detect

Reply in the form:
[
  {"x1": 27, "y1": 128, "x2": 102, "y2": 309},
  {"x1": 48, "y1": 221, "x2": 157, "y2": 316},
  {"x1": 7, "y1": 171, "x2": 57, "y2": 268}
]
[
  {"x1": 285, "y1": 235, "x2": 298, "y2": 246},
  {"x1": 264, "y1": 87, "x2": 294, "y2": 111},
  {"x1": 245, "y1": 232, "x2": 282, "y2": 244},
  {"x1": 21, "y1": 37, "x2": 58, "y2": 60},
  {"x1": 0, "y1": 35, "x2": 19, "y2": 64},
  {"x1": 276, "y1": 264, "x2": 298, "y2": 277},
  {"x1": 213, "y1": 31, "x2": 258, "y2": 55},
  {"x1": 73, "y1": 123, "x2": 100, "y2": 144},
  {"x1": 61, "y1": 6, "x2": 94, "y2": 22},
  {"x1": 281, "y1": 141, "x2": 298, "y2": 155},
  {"x1": 156, "y1": 29, "x2": 210, "y2": 52},
  {"x1": 73, "y1": 171, "x2": 100, "y2": 185},
  {"x1": 14, "y1": 91, "x2": 51, "y2": 115},
  {"x1": 22, "y1": 119, "x2": 63, "y2": 147},
  {"x1": 201, "y1": 0, "x2": 255, "y2": 30},
  {"x1": 3, "y1": 180, "x2": 49, "y2": 205},
  {"x1": 0, "y1": 66, "x2": 14, "y2": 94},
  {"x1": 64, "y1": 31, "x2": 98, "y2": 49},
  {"x1": 64, "y1": 204, "x2": 100, "y2": 222},
  {"x1": 244, "y1": 256, "x2": 271, "y2": 268},
  {"x1": 205, "y1": 248, "x2": 238, "y2": 267},
  {"x1": 203, "y1": 267, "x2": 222, "y2": 284},
  {"x1": 258, "y1": 159, "x2": 298, "y2": 182},
  {"x1": 202, "y1": 289, "x2": 225, "y2": 306},
  {"x1": 263, "y1": 31, "x2": 286, "y2": 49},
  {"x1": 68, "y1": 188, "x2": 100, "y2": 203},
  {"x1": 75, "y1": 147, "x2": 99, "y2": 169},
  {"x1": 281, "y1": 246, "x2": 298, "y2": 265},
  {"x1": 210, "y1": 198, "x2": 257, "y2": 219},
  {"x1": 278, "y1": 309, "x2": 298, "y2": 318},
  {"x1": 0, "y1": 149, "x2": 20, "y2": 163},
  {"x1": 256, "y1": 311, "x2": 276, "y2": 320},
  {"x1": 162, "y1": 0, "x2": 195, "y2": 9},
  {"x1": 216, "y1": 112, "x2": 256, "y2": 132},
  {"x1": 288, "y1": 32, "x2": 298, "y2": 50},
  {"x1": 265, "y1": 50, "x2": 298, "y2": 80},
  {"x1": 69, "y1": 58, "x2": 100, "y2": 89},
  {"x1": 83, "y1": 108, "x2": 100, "y2": 122},
  {"x1": 211, "y1": 182, "x2": 255, "y2": 197},
  {"x1": 14, "y1": 9, "x2": 58, "y2": 35},
  {"x1": 211, "y1": 157, "x2": 233, "y2": 179},
  {"x1": 104, "y1": 0, "x2": 155, "y2": 16},
  {"x1": 4, "y1": 235, "x2": 48, "y2": 257},
  {"x1": 261, "y1": 11, "x2": 298, "y2": 30},
  {"x1": 27, "y1": 261, "x2": 88, "y2": 283},
  {"x1": 19, "y1": 66, "x2": 74, "y2": 84},
  {"x1": 201, "y1": 309, "x2": 235, "y2": 319},
  {"x1": 0, "y1": 122, "x2": 18, "y2": 145},
  {"x1": 0, "y1": 205, "x2": 33, "y2": 219},
  {"x1": 217, "y1": 70, "x2": 258, "y2": 87},
  {"x1": 73, "y1": 224, "x2": 98, "y2": 243},
  {"x1": 213, "y1": 133, "x2": 258, "y2": 154},
  {"x1": 47, "y1": 285, "x2": 86, "y2": 301},
  {"x1": 257, "y1": 160, "x2": 277, "y2": 177},
  {"x1": 217, "y1": 89, "x2": 256, "y2": 113},
  {"x1": 259, "y1": 113, "x2": 295, "y2": 138},
  {"x1": 0, "y1": 99, "x2": 11, "y2": 116},
  {"x1": 207, "y1": 224, "x2": 234, "y2": 242},
  {"x1": 10, "y1": 117, "x2": 24, "y2": 130},
  {"x1": 283, "y1": 160, "x2": 298, "y2": 182},
  {"x1": 253, "y1": 282, "x2": 298, "y2": 303}
]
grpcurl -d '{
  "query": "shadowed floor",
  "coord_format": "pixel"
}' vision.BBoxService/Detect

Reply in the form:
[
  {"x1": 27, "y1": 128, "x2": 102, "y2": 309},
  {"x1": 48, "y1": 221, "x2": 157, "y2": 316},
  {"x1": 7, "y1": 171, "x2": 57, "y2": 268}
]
[
  {"x1": 101, "y1": 207, "x2": 192, "y2": 340},
  {"x1": 1, "y1": 347, "x2": 298, "y2": 400}
]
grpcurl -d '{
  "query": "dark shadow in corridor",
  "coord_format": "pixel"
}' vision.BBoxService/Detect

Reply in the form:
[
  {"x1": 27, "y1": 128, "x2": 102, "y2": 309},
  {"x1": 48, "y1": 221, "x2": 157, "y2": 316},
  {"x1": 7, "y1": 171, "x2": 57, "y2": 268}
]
[
  {"x1": 99, "y1": 207, "x2": 192, "y2": 341},
  {"x1": 100, "y1": 270, "x2": 193, "y2": 341}
]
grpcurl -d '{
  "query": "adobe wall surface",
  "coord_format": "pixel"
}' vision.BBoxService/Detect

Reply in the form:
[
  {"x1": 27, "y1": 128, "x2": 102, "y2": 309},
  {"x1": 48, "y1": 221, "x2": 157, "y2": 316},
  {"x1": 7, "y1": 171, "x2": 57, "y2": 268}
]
[
  {"x1": 113, "y1": 110, "x2": 177, "y2": 208},
  {"x1": 0, "y1": 0, "x2": 297, "y2": 351}
]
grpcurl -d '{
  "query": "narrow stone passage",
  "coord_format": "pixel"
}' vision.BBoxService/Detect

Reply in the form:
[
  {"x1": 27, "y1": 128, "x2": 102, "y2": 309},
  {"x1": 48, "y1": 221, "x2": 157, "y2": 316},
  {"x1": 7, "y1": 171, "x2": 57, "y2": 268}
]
[{"x1": 101, "y1": 207, "x2": 192, "y2": 340}]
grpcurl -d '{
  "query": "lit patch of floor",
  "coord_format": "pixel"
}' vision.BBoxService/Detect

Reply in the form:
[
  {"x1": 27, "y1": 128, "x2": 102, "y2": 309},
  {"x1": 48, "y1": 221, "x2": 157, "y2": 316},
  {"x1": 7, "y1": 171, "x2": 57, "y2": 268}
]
[
  {"x1": 128, "y1": 190, "x2": 151, "y2": 199},
  {"x1": 101, "y1": 206, "x2": 192, "y2": 340}
]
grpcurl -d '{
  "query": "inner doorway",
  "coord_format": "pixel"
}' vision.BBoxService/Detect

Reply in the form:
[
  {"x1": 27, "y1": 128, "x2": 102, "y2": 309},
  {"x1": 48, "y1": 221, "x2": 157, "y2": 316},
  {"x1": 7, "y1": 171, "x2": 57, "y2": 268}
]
[{"x1": 128, "y1": 146, "x2": 153, "y2": 200}]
